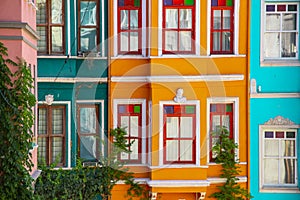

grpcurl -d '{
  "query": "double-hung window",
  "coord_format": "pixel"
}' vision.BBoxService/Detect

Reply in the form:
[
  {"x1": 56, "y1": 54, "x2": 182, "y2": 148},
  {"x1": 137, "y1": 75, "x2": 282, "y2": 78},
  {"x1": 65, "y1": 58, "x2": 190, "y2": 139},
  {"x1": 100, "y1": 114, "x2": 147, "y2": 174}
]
[
  {"x1": 163, "y1": 105, "x2": 196, "y2": 164},
  {"x1": 261, "y1": 129, "x2": 298, "y2": 188},
  {"x1": 263, "y1": 2, "x2": 299, "y2": 59},
  {"x1": 38, "y1": 105, "x2": 66, "y2": 166},
  {"x1": 36, "y1": 0, "x2": 64, "y2": 55},
  {"x1": 78, "y1": 0, "x2": 100, "y2": 53},
  {"x1": 118, "y1": 0, "x2": 142, "y2": 54},
  {"x1": 211, "y1": 0, "x2": 234, "y2": 54},
  {"x1": 209, "y1": 103, "x2": 234, "y2": 162},
  {"x1": 117, "y1": 104, "x2": 142, "y2": 164},
  {"x1": 78, "y1": 104, "x2": 100, "y2": 161},
  {"x1": 162, "y1": 0, "x2": 195, "y2": 54}
]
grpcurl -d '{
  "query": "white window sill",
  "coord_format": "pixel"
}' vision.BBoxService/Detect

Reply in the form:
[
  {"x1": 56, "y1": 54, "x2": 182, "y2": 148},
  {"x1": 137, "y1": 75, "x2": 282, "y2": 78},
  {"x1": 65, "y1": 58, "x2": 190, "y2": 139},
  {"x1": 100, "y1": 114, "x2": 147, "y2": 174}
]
[
  {"x1": 260, "y1": 187, "x2": 300, "y2": 193},
  {"x1": 261, "y1": 60, "x2": 300, "y2": 67}
]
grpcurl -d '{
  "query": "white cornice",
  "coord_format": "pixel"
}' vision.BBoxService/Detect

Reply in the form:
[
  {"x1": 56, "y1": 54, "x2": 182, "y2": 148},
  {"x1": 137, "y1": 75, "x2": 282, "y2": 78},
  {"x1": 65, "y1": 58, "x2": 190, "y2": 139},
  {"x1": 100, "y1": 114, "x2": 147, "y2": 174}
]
[
  {"x1": 111, "y1": 74, "x2": 244, "y2": 83},
  {"x1": 147, "y1": 180, "x2": 210, "y2": 187},
  {"x1": 250, "y1": 93, "x2": 300, "y2": 98},
  {"x1": 37, "y1": 77, "x2": 108, "y2": 83}
]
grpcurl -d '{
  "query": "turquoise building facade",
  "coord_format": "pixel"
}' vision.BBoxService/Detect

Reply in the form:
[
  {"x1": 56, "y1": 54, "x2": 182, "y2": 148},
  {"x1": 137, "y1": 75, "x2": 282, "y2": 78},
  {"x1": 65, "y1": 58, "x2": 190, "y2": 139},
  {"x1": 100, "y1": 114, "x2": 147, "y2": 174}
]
[
  {"x1": 250, "y1": 0, "x2": 300, "y2": 199},
  {"x1": 36, "y1": 0, "x2": 108, "y2": 167}
]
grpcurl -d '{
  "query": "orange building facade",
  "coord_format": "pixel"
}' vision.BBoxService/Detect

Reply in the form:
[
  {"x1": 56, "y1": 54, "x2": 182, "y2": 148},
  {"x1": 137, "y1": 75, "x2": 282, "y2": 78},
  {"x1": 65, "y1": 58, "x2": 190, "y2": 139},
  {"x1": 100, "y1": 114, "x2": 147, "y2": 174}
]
[{"x1": 109, "y1": 0, "x2": 249, "y2": 199}]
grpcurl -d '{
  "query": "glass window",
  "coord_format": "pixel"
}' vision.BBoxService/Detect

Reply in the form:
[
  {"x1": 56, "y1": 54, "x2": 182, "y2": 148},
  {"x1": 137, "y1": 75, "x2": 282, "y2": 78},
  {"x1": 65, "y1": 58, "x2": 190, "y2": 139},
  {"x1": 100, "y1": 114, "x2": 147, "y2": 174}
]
[
  {"x1": 209, "y1": 103, "x2": 233, "y2": 162},
  {"x1": 37, "y1": 105, "x2": 66, "y2": 166},
  {"x1": 163, "y1": 105, "x2": 196, "y2": 164},
  {"x1": 211, "y1": 0, "x2": 234, "y2": 54},
  {"x1": 36, "y1": 0, "x2": 64, "y2": 55},
  {"x1": 163, "y1": 0, "x2": 195, "y2": 54},
  {"x1": 262, "y1": 129, "x2": 297, "y2": 187},
  {"x1": 117, "y1": 104, "x2": 142, "y2": 163},
  {"x1": 78, "y1": 0, "x2": 99, "y2": 53},
  {"x1": 118, "y1": 0, "x2": 142, "y2": 54},
  {"x1": 263, "y1": 2, "x2": 298, "y2": 59}
]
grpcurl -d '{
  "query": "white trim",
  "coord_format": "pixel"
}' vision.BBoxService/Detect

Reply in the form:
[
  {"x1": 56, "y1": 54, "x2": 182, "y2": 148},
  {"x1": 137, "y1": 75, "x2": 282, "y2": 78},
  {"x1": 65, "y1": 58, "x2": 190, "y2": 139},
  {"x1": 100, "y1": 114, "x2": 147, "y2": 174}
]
[
  {"x1": 142, "y1": 1, "x2": 146, "y2": 56},
  {"x1": 250, "y1": 93, "x2": 300, "y2": 99},
  {"x1": 148, "y1": 180, "x2": 210, "y2": 187},
  {"x1": 67, "y1": 0, "x2": 71, "y2": 56},
  {"x1": 113, "y1": 0, "x2": 118, "y2": 56},
  {"x1": 207, "y1": 0, "x2": 240, "y2": 55},
  {"x1": 38, "y1": 101, "x2": 72, "y2": 168},
  {"x1": 76, "y1": 100, "x2": 105, "y2": 156},
  {"x1": 208, "y1": 176, "x2": 247, "y2": 184},
  {"x1": 159, "y1": 101, "x2": 200, "y2": 167},
  {"x1": 158, "y1": 0, "x2": 162, "y2": 56},
  {"x1": 113, "y1": 99, "x2": 147, "y2": 165},
  {"x1": 74, "y1": 0, "x2": 76, "y2": 56},
  {"x1": 206, "y1": 97, "x2": 239, "y2": 164},
  {"x1": 37, "y1": 77, "x2": 108, "y2": 83},
  {"x1": 148, "y1": 101, "x2": 152, "y2": 165},
  {"x1": 111, "y1": 74, "x2": 244, "y2": 83},
  {"x1": 101, "y1": 0, "x2": 105, "y2": 57}
]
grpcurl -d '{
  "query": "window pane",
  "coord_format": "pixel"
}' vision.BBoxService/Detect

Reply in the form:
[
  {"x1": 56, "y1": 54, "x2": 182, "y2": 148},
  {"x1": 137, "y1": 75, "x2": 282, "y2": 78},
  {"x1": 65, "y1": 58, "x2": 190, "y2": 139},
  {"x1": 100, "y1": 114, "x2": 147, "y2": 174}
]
[
  {"x1": 213, "y1": 32, "x2": 221, "y2": 51},
  {"x1": 167, "y1": 117, "x2": 179, "y2": 138},
  {"x1": 264, "y1": 140, "x2": 279, "y2": 156},
  {"x1": 130, "y1": 32, "x2": 139, "y2": 51},
  {"x1": 165, "y1": 31, "x2": 178, "y2": 51},
  {"x1": 130, "y1": 10, "x2": 139, "y2": 29},
  {"x1": 282, "y1": 14, "x2": 297, "y2": 31},
  {"x1": 212, "y1": 115, "x2": 221, "y2": 131},
  {"x1": 266, "y1": 14, "x2": 280, "y2": 31},
  {"x1": 51, "y1": 0, "x2": 63, "y2": 24},
  {"x1": 121, "y1": 10, "x2": 128, "y2": 30},
  {"x1": 51, "y1": 27, "x2": 63, "y2": 52},
  {"x1": 80, "y1": 28, "x2": 97, "y2": 52},
  {"x1": 222, "y1": 115, "x2": 230, "y2": 130},
  {"x1": 166, "y1": 9, "x2": 178, "y2": 28},
  {"x1": 279, "y1": 159, "x2": 296, "y2": 184},
  {"x1": 37, "y1": 27, "x2": 47, "y2": 52},
  {"x1": 80, "y1": 2, "x2": 97, "y2": 25},
  {"x1": 38, "y1": 137, "x2": 47, "y2": 162},
  {"x1": 52, "y1": 137, "x2": 63, "y2": 162},
  {"x1": 52, "y1": 108, "x2": 63, "y2": 134},
  {"x1": 166, "y1": 140, "x2": 178, "y2": 161},
  {"x1": 179, "y1": 31, "x2": 191, "y2": 51},
  {"x1": 264, "y1": 33, "x2": 280, "y2": 58},
  {"x1": 180, "y1": 117, "x2": 193, "y2": 138},
  {"x1": 37, "y1": 0, "x2": 47, "y2": 24},
  {"x1": 264, "y1": 158, "x2": 279, "y2": 184},
  {"x1": 130, "y1": 139, "x2": 139, "y2": 159},
  {"x1": 179, "y1": 9, "x2": 192, "y2": 28},
  {"x1": 120, "y1": 32, "x2": 129, "y2": 51},
  {"x1": 38, "y1": 108, "x2": 47, "y2": 134},
  {"x1": 80, "y1": 135, "x2": 97, "y2": 160},
  {"x1": 281, "y1": 140, "x2": 295, "y2": 157},
  {"x1": 121, "y1": 151, "x2": 129, "y2": 160},
  {"x1": 80, "y1": 107, "x2": 97, "y2": 134},
  {"x1": 130, "y1": 116, "x2": 139, "y2": 137},
  {"x1": 222, "y1": 32, "x2": 231, "y2": 51},
  {"x1": 120, "y1": 116, "x2": 129, "y2": 135},
  {"x1": 223, "y1": 10, "x2": 231, "y2": 29},
  {"x1": 281, "y1": 32, "x2": 296, "y2": 57},
  {"x1": 213, "y1": 10, "x2": 221, "y2": 29},
  {"x1": 180, "y1": 140, "x2": 192, "y2": 161}
]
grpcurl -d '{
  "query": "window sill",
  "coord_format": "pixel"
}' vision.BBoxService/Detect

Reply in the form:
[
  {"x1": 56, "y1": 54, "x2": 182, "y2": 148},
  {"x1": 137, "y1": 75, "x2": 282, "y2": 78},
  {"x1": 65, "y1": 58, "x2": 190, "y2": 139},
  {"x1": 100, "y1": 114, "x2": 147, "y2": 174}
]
[
  {"x1": 150, "y1": 164, "x2": 207, "y2": 169},
  {"x1": 260, "y1": 187, "x2": 300, "y2": 193},
  {"x1": 261, "y1": 60, "x2": 300, "y2": 67},
  {"x1": 112, "y1": 55, "x2": 147, "y2": 59}
]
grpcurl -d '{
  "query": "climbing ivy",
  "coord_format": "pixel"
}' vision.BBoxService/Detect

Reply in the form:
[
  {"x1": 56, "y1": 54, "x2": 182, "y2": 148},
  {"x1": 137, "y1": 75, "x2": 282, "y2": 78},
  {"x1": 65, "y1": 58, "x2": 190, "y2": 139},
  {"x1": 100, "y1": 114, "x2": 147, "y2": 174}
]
[
  {"x1": 210, "y1": 127, "x2": 253, "y2": 200},
  {"x1": 0, "y1": 42, "x2": 36, "y2": 199}
]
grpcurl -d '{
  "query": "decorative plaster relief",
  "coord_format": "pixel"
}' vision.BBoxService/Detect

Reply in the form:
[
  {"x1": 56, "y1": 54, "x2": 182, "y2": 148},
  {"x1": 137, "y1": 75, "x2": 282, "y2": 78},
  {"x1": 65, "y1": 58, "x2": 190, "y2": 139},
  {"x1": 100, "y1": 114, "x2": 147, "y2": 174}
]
[
  {"x1": 264, "y1": 116, "x2": 295, "y2": 126},
  {"x1": 173, "y1": 88, "x2": 187, "y2": 103}
]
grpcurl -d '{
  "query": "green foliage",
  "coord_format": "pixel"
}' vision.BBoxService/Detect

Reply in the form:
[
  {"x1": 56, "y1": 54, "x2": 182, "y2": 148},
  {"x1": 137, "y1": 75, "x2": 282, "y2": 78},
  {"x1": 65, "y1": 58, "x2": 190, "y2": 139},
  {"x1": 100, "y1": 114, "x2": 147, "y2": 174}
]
[
  {"x1": 0, "y1": 42, "x2": 36, "y2": 199},
  {"x1": 210, "y1": 127, "x2": 253, "y2": 200},
  {"x1": 35, "y1": 127, "x2": 148, "y2": 200}
]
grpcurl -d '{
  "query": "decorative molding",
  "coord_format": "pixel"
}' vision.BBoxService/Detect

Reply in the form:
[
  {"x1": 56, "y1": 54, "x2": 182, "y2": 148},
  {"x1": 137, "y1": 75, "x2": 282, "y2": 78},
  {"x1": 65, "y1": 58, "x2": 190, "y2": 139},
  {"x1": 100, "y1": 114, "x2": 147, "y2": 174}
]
[
  {"x1": 147, "y1": 180, "x2": 210, "y2": 187},
  {"x1": 250, "y1": 79, "x2": 257, "y2": 94},
  {"x1": 208, "y1": 176, "x2": 247, "y2": 184},
  {"x1": 37, "y1": 77, "x2": 108, "y2": 83},
  {"x1": 250, "y1": 93, "x2": 300, "y2": 98},
  {"x1": 0, "y1": 36, "x2": 37, "y2": 50},
  {"x1": 264, "y1": 116, "x2": 295, "y2": 126},
  {"x1": 111, "y1": 74, "x2": 244, "y2": 83},
  {"x1": 0, "y1": 22, "x2": 39, "y2": 39},
  {"x1": 173, "y1": 88, "x2": 187, "y2": 103}
]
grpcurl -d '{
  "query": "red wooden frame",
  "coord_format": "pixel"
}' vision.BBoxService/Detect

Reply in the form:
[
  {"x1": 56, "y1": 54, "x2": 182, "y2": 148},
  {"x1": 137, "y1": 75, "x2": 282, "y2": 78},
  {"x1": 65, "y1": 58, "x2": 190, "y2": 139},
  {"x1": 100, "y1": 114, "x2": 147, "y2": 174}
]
[
  {"x1": 117, "y1": 3, "x2": 142, "y2": 55},
  {"x1": 210, "y1": 5, "x2": 234, "y2": 54},
  {"x1": 163, "y1": 105, "x2": 196, "y2": 164},
  {"x1": 162, "y1": 3, "x2": 195, "y2": 54}
]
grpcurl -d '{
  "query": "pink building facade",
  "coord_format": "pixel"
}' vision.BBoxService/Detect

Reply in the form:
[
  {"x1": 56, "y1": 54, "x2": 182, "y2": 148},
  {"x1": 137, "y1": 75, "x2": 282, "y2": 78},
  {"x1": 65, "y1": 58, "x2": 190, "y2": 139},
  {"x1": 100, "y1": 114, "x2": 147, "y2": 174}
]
[{"x1": 0, "y1": 0, "x2": 39, "y2": 179}]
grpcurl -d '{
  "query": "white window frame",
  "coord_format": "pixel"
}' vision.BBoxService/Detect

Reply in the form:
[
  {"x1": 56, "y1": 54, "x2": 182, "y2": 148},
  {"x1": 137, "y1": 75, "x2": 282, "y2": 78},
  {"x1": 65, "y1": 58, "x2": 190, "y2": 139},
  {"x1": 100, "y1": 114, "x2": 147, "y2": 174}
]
[
  {"x1": 159, "y1": 100, "x2": 200, "y2": 167},
  {"x1": 38, "y1": 101, "x2": 71, "y2": 168},
  {"x1": 113, "y1": 99, "x2": 147, "y2": 165},
  {"x1": 113, "y1": 0, "x2": 147, "y2": 57},
  {"x1": 259, "y1": 126, "x2": 299, "y2": 191},
  {"x1": 260, "y1": 1, "x2": 300, "y2": 64},
  {"x1": 158, "y1": 0, "x2": 200, "y2": 57},
  {"x1": 207, "y1": 0, "x2": 240, "y2": 56},
  {"x1": 207, "y1": 97, "x2": 239, "y2": 164}
]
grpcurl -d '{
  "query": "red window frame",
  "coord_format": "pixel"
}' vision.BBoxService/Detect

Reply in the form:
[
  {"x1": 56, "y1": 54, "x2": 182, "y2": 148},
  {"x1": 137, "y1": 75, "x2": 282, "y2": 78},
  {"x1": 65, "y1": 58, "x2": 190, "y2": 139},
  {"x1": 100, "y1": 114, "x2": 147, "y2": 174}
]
[
  {"x1": 37, "y1": 105, "x2": 66, "y2": 167},
  {"x1": 162, "y1": 1, "x2": 195, "y2": 54},
  {"x1": 117, "y1": 104, "x2": 142, "y2": 164},
  {"x1": 117, "y1": 0, "x2": 142, "y2": 55},
  {"x1": 209, "y1": 103, "x2": 234, "y2": 162},
  {"x1": 211, "y1": 1, "x2": 234, "y2": 54},
  {"x1": 163, "y1": 105, "x2": 196, "y2": 164}
]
